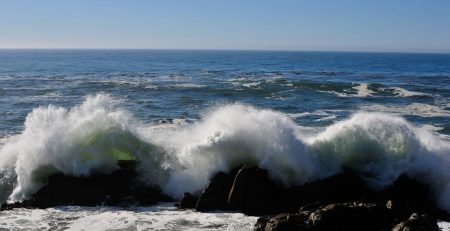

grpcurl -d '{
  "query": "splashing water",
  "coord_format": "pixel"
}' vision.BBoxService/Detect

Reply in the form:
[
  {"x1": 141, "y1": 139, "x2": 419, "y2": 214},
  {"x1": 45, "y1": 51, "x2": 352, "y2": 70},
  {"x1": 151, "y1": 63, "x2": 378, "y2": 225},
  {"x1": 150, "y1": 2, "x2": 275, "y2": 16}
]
[{"x1": 1, "y1": 94, "x2": 450, "y2": 212}]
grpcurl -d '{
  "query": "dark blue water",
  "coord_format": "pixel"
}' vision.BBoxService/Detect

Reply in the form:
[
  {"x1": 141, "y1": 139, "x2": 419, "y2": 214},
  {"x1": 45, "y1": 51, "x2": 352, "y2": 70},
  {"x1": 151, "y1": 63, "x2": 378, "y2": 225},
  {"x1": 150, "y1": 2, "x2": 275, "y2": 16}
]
[
  {"x1": 1, "y1": 50, "x2": 450, "y2": 230},
  {"x1": 1, "y1": 50, "x2": 449, "y2": 137}
]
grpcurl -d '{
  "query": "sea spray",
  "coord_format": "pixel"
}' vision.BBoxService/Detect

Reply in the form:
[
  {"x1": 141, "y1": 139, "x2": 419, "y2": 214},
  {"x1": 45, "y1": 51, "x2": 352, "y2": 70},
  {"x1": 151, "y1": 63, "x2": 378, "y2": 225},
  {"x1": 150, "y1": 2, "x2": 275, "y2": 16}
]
[
  {"x1": 0, "y1": 94, "x2": 168, "y2": 202},
  {"x1": 1, "y1": 94, "x2": 450, "y2": 212}
]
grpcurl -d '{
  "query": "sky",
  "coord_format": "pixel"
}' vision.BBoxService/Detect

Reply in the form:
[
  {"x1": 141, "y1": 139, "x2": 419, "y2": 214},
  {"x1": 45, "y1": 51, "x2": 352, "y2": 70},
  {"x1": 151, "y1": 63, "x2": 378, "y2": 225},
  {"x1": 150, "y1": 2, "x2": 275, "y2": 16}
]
[{"x1": 1, "y1": 0, "x2": 449, "y2": 53}]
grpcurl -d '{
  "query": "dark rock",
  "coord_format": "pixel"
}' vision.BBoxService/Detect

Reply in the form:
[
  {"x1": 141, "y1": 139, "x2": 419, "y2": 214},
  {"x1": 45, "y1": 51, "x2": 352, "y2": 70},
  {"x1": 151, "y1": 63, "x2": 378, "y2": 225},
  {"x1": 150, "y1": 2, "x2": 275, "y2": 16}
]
[
  {"x1": 254, "y1": 212, "x2": 312, "y2": 231},
  {"x1": 178, "y1": 192, "x2": 198, "y2": 209},
  {"x1": 195, "y1": 171, "x2": 234, "y2": 211},
  {"x1": 274, "y1": 171, "x2": 373, "y2": 213},
  {"x1": 391, "y1": 213, "x2": 439, "y2": 231},
  {"x1": 0, "y1": 160, "x2": 171, "y2": 210},
  {"x1": 383, "y1": 175, "x2": 434, "y2": 219},
  {"x1": 227, "y1": 165, "x2": 276, "y2": 215},
  {"x1": 255, "y1": 202, "x2": 391, "y2": 231},
  {"x1": 308, "y1": 202, "x2": 390, "y2": 231}
]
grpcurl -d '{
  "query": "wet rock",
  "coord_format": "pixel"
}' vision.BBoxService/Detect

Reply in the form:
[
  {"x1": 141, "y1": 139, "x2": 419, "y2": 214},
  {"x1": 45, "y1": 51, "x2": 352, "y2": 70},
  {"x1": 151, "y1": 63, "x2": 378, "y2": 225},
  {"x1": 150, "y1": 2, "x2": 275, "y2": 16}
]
[
  {"x1": 308, "y1": 202, "x2": 390, "y2": 231},
  {"x1": 0, "y1": 160, "x2": 171, "y2": 210},
  {"x1": 255, "y1": 202, "x2": 391, "y2": 231},
  {"x1": 195, "y1": 171, "x2": 234, "y2": 211},
  {"x1": 254, "y1": 212, "x2": 312, "y2": 231},
  {"x1": 227, "y1": 165, "x2": 276, "y2": 215},
  {"x1": 274, "y1": 171, "x2": 373, "y2": 213},
  {"x1": 391, "y1": 213, "x2": 439, "y2": 231},
  {"x1": 178, "y1": 192, "x2": 198, "y2": 209}
]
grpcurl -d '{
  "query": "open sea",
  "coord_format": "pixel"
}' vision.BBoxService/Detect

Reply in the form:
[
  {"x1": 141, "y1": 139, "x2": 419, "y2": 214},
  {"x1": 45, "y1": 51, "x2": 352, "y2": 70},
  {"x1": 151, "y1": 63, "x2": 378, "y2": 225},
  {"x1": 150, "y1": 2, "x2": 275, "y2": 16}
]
[{"x1": 0, "y1": 50, "x2": 449, "y2": 230}]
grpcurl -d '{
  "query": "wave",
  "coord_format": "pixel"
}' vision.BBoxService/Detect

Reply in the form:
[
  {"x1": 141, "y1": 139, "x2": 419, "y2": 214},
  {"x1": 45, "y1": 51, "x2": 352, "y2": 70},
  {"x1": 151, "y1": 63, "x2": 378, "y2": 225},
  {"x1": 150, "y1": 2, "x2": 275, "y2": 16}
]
[
  {"x1": 1, "y1": 94, "x2": 450, "y2": 212},
  {"x1": 359, "y1": 103, "x2": 450, "y2": 118}
]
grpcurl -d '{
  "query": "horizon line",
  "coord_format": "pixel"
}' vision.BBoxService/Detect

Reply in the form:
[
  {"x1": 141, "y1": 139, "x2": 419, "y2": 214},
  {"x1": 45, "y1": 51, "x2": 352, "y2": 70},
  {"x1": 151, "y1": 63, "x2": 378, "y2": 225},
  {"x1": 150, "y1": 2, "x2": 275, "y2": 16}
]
[{"x1": 0, "y1": 47, "x2": 449, "y2": 55}]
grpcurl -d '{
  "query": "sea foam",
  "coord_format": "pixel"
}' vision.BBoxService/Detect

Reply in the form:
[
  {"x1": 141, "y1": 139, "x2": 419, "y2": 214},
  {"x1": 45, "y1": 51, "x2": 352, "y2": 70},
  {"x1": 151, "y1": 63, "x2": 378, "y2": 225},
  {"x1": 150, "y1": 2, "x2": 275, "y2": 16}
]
[{"x1": 1, "y1": 94, "x2": 450, "y2": 211}]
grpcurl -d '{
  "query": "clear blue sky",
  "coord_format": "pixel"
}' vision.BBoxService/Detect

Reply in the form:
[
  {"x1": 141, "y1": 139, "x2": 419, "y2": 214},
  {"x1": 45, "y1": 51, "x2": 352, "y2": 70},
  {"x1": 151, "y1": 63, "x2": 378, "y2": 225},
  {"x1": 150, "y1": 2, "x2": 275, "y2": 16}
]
[{"x1": 1, "y1": 0, "x2": 449, "y2": 52}]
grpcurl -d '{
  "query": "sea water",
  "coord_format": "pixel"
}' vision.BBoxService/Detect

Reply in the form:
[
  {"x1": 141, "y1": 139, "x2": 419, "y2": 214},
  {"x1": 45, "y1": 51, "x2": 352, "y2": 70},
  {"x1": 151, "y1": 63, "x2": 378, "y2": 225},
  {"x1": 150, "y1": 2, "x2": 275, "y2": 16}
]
[{"x1": 0, "y1": 50, "x2": 449, "y2": 230}]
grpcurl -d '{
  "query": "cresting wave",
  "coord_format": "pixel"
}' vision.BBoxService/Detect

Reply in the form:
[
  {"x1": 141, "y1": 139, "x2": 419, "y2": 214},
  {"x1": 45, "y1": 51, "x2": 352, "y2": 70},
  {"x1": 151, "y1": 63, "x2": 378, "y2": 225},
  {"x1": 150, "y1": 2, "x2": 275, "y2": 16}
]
[{"x1": 1, "y1": 94, "x2": 450, "y2": 211}]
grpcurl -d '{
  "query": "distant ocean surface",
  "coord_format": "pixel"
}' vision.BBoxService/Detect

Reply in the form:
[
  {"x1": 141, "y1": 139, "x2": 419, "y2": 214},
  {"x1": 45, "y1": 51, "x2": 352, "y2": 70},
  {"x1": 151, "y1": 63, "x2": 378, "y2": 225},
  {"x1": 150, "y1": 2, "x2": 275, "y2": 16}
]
[{"x1": 0, "y1": 50, "x2": 449, "y2": 230}]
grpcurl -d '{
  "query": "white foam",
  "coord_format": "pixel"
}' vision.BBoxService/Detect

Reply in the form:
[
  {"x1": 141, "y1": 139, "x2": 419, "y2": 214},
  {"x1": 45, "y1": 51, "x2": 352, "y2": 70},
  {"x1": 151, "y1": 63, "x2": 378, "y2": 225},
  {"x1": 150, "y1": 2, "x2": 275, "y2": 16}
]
[
  {"x1": 2, "y1": 94, "x2": 450, "y2": 212},
  {"x1": 0, "y1": 203, "x2": 258, "y2": 231},
  {"x1": 360, "y1": 103, "x2": 450, "y2": 118},
  {"x1": 439, "y1": 221, "x2": 450, "y2": 231},
  {"x1": 352, "y1": 83, "x2": 375, "y2": 97},
  {"x1": 390, "y1": 87, "x2": 429, "y2": 97}
]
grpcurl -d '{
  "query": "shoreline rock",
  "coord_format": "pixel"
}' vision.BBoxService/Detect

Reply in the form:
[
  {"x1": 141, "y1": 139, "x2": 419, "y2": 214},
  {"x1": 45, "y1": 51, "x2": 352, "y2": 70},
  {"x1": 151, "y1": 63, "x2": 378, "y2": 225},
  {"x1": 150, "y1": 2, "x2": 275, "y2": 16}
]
[
  {"x1": 1, "y1": 160, "x2": 172, "y2": 210},
  {"x1": 176, "y1": 165, "x2": 449, "y2": 230},
  {"x1": 2, "y1": 162, "x2": 448, "y2": 230}
]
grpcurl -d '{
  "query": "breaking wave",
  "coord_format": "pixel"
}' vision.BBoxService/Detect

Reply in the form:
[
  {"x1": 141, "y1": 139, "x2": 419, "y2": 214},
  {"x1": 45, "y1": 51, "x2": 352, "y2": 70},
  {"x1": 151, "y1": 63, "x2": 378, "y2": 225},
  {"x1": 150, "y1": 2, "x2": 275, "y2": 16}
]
[{"x1": 1, "y1": 94, "x2": 450, "y2": 211}]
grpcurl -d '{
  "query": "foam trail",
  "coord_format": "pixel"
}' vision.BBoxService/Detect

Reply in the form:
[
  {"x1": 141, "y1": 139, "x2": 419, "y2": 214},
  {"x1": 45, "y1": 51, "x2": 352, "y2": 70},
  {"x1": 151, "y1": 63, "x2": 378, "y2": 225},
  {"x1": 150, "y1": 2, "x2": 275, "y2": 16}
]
[
  {"x1": 353, "y1": 83, "x2": 375, "y2": 97},
  {"x1": 390, "y1": 87, "x2": 429, "y2": 97},
  {"x1": 1, "y1": 94, "x2": 450, "y2": 212}
]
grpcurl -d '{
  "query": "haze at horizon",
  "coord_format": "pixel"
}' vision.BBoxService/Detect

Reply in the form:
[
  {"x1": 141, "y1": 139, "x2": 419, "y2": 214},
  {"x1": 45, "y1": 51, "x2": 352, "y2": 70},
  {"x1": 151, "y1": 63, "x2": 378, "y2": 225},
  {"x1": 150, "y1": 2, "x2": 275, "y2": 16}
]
[{"x1": 1, "y1": 0, "x2": 449, "y2": 53}]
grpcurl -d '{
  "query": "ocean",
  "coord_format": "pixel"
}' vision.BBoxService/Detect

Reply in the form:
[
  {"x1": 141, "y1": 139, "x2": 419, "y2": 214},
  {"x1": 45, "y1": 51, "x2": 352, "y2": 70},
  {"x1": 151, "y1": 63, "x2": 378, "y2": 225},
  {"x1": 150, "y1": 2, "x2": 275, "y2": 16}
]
[{"x1": 0, "y1": 50, "x2": 449, "y2": 230}]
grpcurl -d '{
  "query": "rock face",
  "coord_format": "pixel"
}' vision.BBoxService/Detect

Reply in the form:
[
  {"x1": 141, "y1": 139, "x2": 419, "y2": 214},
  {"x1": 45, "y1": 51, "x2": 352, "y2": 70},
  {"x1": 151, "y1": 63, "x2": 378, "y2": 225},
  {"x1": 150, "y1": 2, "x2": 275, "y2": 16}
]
[
  {"x1": 195, "y1": 171, "x2": 234, "y2": 211},
  {"x1": 227, "y1": 166, "x2": 275, "y2": 215},
  {"x1": 391, "y1": 213, "x2": 439, "y2": 231},
  {"x1": 1, "y1": 161, "x2": 171, "y2": 210}
]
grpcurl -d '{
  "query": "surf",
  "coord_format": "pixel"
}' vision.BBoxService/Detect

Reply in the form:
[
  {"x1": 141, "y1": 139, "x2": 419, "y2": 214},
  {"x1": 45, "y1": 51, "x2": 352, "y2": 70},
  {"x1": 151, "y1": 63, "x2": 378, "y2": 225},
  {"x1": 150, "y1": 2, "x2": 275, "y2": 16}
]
[{"x1": 0, "y1": 94, "x2": 449, "y2": 212}]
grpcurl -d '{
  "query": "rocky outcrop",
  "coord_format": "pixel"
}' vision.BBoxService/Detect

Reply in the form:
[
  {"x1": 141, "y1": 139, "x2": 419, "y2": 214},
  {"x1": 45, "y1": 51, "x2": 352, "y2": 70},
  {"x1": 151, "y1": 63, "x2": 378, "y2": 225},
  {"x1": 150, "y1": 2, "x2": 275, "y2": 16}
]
[
  {"x1": 307, "y1": 202, "x2": 390, "y2": 231},
  {"x1": 195, "y1": 171, "x2": 234, "y2": 211},
  {"x1": 391, "y1": 213, "x2": 439, "y2": 231},
  {"x1": 227, "y1": 166, "x2": 275, "y2": 215},
  {"x1": 1, "y1": 161, "x2": 171, "y2": 210},
  {"x1": 254, "y1": 202, "x2": 390, "y2": 231},
  {"x1": 254, "y1": 202, "x2": 439, "y2": 231}
]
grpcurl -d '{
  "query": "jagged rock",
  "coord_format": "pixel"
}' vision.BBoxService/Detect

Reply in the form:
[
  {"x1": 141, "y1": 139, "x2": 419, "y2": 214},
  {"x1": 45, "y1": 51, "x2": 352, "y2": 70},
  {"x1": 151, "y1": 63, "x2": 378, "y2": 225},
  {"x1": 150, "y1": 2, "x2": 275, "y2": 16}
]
[
  {"x1": 0, "y1": 160, "x2": 171, "y2": 210},
  {"x1": 227, "y1": 165, "x2": 276, "y2": 215},
  {"x1": 391, "y1": 213, "x2": 439, "y2": 231},
  {"x1": 178, "y1": 192, "x2": 198, "y2": 209}
]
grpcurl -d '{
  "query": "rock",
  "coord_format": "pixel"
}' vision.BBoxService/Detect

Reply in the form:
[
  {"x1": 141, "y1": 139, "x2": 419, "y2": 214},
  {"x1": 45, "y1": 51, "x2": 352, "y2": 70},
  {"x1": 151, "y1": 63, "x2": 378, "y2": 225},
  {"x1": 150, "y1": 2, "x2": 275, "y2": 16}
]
[
  {"x1": 308, "y1": 202, "x2": 390, "y2": 231},
  {"x1": 178, "y1": 192, "x2": 198, "y2": 209},
  {"x1": 195, "y1": 171, "x2": 234, "y2": 211},
  {"x1": 391, "y1": 213, "x2": 439, "y2": 231},
  {"x1": 0, "y1": 160, "x2": 171, "y2": 210},
  {"x1": 274, "y1": 171, "x2": 373, "y2": 213},
  {"x1": 227, "y1": 165, "x2": 276, "y2": 215},
  {"x1": 254, "y1": 212, "x2": 312, "y2": 231},
  {"x1": 384, "y1": 175, "x2": 434, "y2": 219},
  {"x1": 255, "y1": 202, "x2": 390, "y2": 231}
]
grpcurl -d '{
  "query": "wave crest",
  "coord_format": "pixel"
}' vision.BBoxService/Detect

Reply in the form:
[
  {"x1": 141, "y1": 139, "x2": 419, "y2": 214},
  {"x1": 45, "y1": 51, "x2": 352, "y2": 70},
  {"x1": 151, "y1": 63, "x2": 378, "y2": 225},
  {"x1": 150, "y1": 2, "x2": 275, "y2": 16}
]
[{"x1": 1, "y1": 94, "x2": 450, "y2": 211}]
